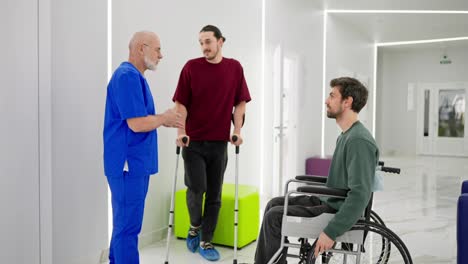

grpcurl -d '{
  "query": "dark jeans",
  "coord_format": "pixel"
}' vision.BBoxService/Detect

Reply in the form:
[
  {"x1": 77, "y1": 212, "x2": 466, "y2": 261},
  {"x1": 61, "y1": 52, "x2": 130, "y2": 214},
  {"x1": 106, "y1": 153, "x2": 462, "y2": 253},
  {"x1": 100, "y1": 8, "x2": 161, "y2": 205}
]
[
  {"x1": 182, "y1": 141, "x2": 228, "y2": 242},
  {"x1": 254, "y1": 195, "x2": 337, "y2": 264}
]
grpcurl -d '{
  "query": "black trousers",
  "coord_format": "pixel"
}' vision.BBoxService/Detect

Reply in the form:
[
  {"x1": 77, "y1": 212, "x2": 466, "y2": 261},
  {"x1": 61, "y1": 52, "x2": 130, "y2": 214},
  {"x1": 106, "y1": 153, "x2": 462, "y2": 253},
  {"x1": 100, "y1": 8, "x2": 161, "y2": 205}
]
[
  {"x1": 254, "y1": 195, "x2": 337, "y2": 264},
  {"x1": 182, "y1": 141, "x2": 228, "y2": 242}
]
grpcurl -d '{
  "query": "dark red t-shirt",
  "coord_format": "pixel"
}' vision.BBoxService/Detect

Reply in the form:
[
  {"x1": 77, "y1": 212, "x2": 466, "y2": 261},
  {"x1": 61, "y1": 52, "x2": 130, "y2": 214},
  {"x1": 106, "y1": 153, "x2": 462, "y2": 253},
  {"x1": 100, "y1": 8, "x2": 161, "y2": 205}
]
[{"x1": 173, "y1": 57, "x2": 251, "y2": 141}]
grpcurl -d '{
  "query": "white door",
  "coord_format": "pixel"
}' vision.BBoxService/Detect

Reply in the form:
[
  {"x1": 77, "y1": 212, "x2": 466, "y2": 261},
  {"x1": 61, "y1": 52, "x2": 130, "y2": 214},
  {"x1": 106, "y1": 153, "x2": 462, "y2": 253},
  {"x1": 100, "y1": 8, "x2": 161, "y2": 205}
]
[
  {"x1": 416, "y1": 82, "x2": 468, "y2": 156},
  {"x1": 272, "y1": 45, "x2": 298, "y2": 196}
]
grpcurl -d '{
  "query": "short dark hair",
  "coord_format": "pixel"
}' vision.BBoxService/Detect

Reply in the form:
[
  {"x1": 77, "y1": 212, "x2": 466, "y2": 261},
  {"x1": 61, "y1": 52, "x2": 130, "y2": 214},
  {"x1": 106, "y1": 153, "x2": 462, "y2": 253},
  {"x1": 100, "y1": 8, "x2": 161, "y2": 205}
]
[
  {"x1": 330, "y1": 77, "x2": 368, "y2": 113},
  {"x1": 200, "y1": 25, "x2": 226, "y2": 42}
]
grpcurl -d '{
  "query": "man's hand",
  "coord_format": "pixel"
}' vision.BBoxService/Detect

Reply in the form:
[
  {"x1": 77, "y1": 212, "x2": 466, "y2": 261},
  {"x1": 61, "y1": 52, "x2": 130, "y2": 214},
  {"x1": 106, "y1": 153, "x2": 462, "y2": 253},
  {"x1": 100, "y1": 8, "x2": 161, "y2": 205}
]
[
  {"x1": 314, "y1": 232, "x2": 335, "y2": 258},
  {"x1": 176, "y1": 134, "x2": 190, "y2": 147},
  {"x1": 230, "y1": 134, "x2": 243, "y2": 146},
  {"x1": 162, "y1": 108, "x2": 184, "y2": 128}
]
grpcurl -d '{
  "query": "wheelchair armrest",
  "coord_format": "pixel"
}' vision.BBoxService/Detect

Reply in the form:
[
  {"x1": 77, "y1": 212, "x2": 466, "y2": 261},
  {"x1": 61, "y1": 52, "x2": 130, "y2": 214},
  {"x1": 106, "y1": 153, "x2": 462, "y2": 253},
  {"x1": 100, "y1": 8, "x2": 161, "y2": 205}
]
[
  {"x1": 284, "y1": 177, "x2": 325, "y2": 196},
  {"x1": 295, "y1": 175, "x2": 328, "y2": 183},
  {"x1": 297, "y1": 185, "x2": 348, "y2": 198}
]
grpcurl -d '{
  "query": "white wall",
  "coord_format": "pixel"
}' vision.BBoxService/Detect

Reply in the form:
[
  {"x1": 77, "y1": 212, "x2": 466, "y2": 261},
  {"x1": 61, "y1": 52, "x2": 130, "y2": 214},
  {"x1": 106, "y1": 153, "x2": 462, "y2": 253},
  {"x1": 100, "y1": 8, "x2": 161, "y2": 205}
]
[
  {"x1": 50, "y1": 0, "x2": 108, "y2": 263},
  {"x1": 112, "y1": 0, "x2": 263, "y2": 248},
  {"x1": 377, "y1": 44, "x2": 468, "y2": 156},
  {"x1": 264, "y1": 0, "x2": 324, "y2": 196},
  {"x1": 324, "y1": 15, "x2": 375, "y2": 155},
  {"x1": 0, "y1": 1, "x2": 40, "y2": 263},
  {"x1": 39, "y1": 0, "x2": 53, "y2": 262},
  {"x1": 2, "y1": 1, "x2": 109, "y2": 263}
]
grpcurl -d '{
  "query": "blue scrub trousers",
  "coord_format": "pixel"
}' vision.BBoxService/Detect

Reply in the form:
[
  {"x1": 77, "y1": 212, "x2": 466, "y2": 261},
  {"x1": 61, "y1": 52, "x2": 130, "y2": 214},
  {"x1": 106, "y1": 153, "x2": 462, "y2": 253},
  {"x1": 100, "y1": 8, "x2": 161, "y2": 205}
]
[{"x1": 107, "y1": 171, "x2": 150, "y2": 264}]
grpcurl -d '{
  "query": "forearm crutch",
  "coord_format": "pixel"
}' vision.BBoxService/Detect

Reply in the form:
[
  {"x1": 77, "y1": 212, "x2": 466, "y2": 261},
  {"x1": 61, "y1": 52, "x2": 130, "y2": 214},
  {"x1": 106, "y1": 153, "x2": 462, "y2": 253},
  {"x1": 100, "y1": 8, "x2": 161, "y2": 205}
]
[
  {"x1": 231, "y1": 112, "x2": 245, "y2": 264},
  {"x1": 232, "y1": 135, "x2": 240, "y2": 264},
  {"x1": 164, "y1": 136, "x2": 188, "y2": 264}
]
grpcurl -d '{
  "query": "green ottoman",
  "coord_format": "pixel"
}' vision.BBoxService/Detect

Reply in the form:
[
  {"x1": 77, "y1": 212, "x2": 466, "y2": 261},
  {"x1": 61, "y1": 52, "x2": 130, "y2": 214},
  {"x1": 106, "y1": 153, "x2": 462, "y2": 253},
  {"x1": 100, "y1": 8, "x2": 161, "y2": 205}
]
[{"x1": 174, "y1": 183, "x2": 259, "y2": 248}]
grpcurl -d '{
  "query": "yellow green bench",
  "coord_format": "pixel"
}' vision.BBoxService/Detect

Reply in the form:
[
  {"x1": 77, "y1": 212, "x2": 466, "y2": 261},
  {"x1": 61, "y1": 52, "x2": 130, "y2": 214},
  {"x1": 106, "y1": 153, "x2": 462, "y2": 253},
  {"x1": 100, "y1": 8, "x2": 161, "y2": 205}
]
[{"x1": 174, "y1": 183, "x2": 259, "y2": 248}]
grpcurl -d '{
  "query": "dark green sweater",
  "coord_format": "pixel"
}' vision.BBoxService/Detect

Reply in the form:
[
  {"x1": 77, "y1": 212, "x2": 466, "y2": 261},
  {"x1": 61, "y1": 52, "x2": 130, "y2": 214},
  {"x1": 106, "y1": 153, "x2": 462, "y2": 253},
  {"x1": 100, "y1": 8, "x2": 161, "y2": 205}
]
[{"x1": 320, "y1": 121, "x2": 379, "y2": 240}]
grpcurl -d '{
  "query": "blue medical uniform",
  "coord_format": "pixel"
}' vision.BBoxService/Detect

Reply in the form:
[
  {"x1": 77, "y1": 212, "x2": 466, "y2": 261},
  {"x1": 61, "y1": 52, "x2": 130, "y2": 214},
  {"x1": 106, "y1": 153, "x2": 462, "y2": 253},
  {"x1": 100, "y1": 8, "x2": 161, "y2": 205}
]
[{"x1": 103, "y1": 62, "x2": 158, "y2": 264}]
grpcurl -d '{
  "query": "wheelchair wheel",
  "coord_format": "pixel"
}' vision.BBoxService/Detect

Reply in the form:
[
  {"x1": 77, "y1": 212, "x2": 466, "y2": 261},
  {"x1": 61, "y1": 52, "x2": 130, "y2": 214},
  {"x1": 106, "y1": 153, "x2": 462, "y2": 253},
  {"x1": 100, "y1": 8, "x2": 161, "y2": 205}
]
[
  {"x1": 370, "y1": 210, "x2": 385, "y2": 227},
  {"x1": 368, "y1": 211, "x2": 391, "y2": 263},
  {"x1": 355, "y1": 221, "x2": 411, "y2": 264},
  {"x1": 306, "y1": 221, "x2": 412, "y2": 264}
]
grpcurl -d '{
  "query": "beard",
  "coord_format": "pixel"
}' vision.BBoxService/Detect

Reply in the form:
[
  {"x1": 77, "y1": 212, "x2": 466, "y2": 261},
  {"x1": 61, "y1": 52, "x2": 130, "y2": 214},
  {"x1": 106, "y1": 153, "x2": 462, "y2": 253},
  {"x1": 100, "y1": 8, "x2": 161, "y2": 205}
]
[
  {"x1": 144, "y1": 56, "x2": 158, "y2": 71},
  {"x1": 204, "y1": 47, "x2": 219, "y2": 60},
  {"x1": 326, "y1": 106, "x2": 343, "y2": 119},
  {"x1": 327, "y1": 111, "x2": 337, "y2": 119}
]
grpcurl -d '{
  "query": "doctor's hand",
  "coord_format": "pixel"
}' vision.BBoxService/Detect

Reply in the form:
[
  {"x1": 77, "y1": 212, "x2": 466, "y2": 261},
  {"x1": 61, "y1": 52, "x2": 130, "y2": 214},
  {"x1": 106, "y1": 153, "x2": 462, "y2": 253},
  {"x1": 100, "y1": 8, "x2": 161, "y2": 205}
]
[
  {"x1": 314, "y1": 232, "x2": 335, "y2": 258},
  {"x1": 162, "y1": 109, "x2": 184, "y2": 128}
]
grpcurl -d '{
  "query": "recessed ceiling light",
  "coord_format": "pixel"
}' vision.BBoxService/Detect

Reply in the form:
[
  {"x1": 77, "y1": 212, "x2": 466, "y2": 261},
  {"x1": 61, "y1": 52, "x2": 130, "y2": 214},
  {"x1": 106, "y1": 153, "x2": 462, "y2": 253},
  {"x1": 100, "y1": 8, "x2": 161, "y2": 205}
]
[
  {"x1": 377, "y1": 36, "x2": 468, "y2": 46},
  {"x1": 326, "y1": 10, "x2": 468, "y2": 14}
]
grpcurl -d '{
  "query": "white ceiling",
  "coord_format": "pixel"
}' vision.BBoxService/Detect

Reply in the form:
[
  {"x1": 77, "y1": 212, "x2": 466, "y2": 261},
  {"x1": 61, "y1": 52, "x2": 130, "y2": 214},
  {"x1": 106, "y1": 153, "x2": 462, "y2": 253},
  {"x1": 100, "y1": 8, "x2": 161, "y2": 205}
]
[{"x1": 318, "y1": 0, "x2": 468, "y2": 44}]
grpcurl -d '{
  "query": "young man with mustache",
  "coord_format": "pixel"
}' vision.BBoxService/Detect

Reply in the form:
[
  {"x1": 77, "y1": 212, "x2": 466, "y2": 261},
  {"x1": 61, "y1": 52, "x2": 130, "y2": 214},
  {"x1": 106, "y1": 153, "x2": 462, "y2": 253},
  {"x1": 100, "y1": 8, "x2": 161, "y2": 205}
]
[{"x1": 172, "y1": 25, "x2": 251, "y2": 261}]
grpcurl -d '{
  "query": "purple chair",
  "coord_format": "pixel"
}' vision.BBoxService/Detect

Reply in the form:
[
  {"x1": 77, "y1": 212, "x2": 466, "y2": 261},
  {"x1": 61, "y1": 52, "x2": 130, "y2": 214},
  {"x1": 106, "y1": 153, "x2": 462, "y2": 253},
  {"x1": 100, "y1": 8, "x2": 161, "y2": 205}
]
[
  {"x1": 458, "y1": 180, "x2": 468, "y2": 263},
  {"x1": 305, "y1": 156, "x2": 332, "y2": 176}
]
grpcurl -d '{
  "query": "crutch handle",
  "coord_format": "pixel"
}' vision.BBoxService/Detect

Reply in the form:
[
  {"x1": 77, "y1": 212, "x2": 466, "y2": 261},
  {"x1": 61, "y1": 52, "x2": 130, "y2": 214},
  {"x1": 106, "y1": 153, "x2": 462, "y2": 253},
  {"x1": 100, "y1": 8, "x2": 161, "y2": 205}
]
[
  {"x1": 231, "y1": 135, "x2": 240, "y2": 154},
  {"x1": 176, "y1": 136, "x2": 189, "y2": 154}
]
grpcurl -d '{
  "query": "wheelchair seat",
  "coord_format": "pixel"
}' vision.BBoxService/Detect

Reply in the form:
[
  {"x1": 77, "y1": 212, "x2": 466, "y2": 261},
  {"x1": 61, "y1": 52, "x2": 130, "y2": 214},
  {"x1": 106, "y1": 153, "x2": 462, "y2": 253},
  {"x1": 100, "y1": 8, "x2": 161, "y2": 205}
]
[{"x1": 283, "y1": 213, "x2": 364, "y2": 246}]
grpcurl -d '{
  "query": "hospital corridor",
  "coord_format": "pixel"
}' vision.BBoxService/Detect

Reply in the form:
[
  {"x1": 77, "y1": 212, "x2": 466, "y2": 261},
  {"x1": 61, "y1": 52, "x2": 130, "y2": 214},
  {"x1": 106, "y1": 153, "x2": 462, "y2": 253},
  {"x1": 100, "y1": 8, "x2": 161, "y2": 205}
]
[{"x1": 2, "y1": 0, "x2": 468, "y2": 263}]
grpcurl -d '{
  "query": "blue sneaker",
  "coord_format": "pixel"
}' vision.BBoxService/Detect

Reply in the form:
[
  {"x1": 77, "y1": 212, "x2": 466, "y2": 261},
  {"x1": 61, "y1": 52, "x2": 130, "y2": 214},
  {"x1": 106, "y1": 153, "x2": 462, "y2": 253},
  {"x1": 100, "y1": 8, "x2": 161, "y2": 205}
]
[
  {"x1": 186, "y1": 227, "x2": 200, "y2": 253},
  {"x1": 199, "y1": 242, "x2": 220, "y2": 261}
]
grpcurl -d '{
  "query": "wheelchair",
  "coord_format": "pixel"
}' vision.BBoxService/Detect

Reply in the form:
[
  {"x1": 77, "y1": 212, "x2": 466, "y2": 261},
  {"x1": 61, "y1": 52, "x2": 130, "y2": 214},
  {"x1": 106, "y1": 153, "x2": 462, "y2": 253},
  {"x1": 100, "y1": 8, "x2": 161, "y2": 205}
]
[{"x1": 267, "y1": 162, "x2": 413, "y2": 264}]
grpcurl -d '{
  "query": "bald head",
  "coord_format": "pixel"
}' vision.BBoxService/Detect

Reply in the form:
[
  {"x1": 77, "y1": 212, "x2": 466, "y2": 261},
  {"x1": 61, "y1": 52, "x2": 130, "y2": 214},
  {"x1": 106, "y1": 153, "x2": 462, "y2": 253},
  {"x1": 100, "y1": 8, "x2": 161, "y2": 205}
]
[
  {"x1": 129, "y1": 31, "x2": 160, "y2": 52},
  {"x1": 127, "y1": 31, "x2": 163, "y2": 73}
]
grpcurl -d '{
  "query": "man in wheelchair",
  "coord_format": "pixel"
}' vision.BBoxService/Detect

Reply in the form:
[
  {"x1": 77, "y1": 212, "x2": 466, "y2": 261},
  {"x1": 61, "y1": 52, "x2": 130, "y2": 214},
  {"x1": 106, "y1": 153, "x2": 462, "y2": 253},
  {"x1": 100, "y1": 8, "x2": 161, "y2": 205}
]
[{"x1": 254, "y1": 77, "x2": 379, "y2": 264}]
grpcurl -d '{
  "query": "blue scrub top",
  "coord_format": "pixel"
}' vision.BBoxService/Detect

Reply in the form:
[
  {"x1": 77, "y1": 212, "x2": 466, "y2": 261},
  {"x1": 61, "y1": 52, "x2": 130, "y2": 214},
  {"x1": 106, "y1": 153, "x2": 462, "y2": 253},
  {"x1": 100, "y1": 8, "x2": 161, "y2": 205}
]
[{"x1": 103, "y1": 62, "x2": 158, "y2": 177}]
